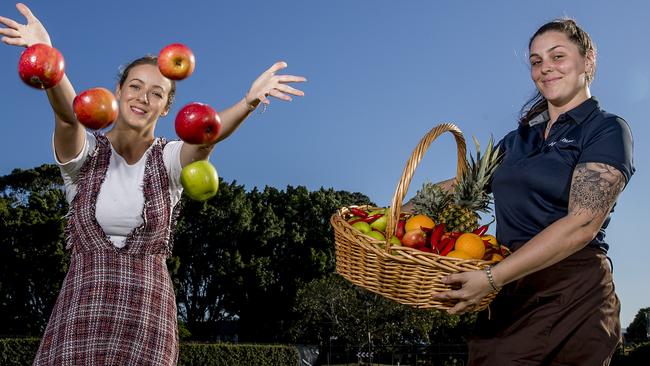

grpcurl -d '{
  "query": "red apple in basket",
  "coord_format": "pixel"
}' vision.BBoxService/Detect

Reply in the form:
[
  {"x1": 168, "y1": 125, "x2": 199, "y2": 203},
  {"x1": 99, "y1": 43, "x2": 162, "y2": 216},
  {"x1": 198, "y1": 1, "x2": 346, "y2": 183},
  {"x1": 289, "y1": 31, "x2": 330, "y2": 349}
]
[
  {"x1": 175, "y1": 102, "x2": 221, "y2": 144},
  {"x1": 395, "y1": 219, "x2": 406, "y2": 239},
  {"x1": 73, "y1": 88, "x2": 118, "y2": 130},
  {"x1": 18, "y1": 43, "x2": 65, "y2": 89},
  {"x1": 158, "y1": 43, "x2": 195, "y2": 80},
  {"x1": 401, "y1": 229, "x2": 427, "y2": 248}
]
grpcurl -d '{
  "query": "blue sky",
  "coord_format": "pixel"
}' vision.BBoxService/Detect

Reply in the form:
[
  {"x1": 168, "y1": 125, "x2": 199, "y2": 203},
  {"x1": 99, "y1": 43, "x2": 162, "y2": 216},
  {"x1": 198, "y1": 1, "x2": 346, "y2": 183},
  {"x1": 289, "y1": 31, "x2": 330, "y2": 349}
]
[{"x1": 1, "y1": 0, "x2": 648, "y2": 328}]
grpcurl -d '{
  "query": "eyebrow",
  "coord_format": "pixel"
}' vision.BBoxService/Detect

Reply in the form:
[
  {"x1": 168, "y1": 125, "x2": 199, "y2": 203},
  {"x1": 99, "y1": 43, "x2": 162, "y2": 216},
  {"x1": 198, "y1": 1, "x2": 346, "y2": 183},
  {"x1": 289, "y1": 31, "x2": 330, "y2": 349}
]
[
  {"x1": 529, "y1": 45, "x2": 567, "y2": 58},
  {"x1": 128, "y1": 78, "x2": 166, "y2": 91}
]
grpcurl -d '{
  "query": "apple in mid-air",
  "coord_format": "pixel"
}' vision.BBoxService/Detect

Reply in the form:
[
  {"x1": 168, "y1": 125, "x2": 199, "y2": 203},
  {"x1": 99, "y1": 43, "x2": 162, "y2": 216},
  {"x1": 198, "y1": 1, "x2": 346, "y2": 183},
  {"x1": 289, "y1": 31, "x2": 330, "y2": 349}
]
[
  {"x1": 18, "y1": 43, "x2": 65, "y2": 89},
  {"x1": 158, "y1": 43, "x2": 195, "y2": 81},
  {"x1": 73, "y1": 88, "x2": 118, "y2": 130},
  {"x1": 175, "y1": 102, "x2": 221, "y2": 145},
  {"x1": 180, "y1": 160, "x2": 219, "y2": 201}
]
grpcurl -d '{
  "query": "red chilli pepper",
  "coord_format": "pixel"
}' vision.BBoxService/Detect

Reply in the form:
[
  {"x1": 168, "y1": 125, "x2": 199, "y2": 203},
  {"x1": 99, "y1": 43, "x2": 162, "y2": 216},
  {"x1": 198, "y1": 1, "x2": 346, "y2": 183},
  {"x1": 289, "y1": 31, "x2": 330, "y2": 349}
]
[
  {"x1": 430, "y1": 223, "x2": 446, "y2": 251},
  {"x1": 349, "y1": 207, "x2": 368, "y2": 218},
  {"x1": 348, "y1": 218, "x2": 365, "y2": 225},
  {"x1": 472, "y1": 216, "x2": 496, "y2": 236},
  {"x1": 362, "y1": 213, "x2": 384, "y2": 223},
  {"x1": 439, "y1": 237, "x2": 457, "y2": 256}
]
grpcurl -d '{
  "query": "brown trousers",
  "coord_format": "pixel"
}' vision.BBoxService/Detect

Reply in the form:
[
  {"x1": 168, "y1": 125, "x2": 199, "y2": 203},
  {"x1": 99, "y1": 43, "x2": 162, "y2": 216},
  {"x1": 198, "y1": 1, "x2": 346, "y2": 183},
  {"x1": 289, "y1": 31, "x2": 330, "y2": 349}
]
[{"x1": 468, "y1": 246, "x2": 621, "y2": 366}]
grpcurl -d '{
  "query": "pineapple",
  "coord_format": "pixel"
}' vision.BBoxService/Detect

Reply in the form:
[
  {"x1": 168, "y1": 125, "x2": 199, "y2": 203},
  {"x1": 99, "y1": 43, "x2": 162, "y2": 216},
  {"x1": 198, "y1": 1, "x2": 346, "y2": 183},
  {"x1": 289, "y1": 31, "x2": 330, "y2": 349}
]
[
  {"x1": 410, "y1": 182, "x2": 451, "y2": 223},
  {"x1": 411, "y1": 136, "x2": 502, "y2": 233}
]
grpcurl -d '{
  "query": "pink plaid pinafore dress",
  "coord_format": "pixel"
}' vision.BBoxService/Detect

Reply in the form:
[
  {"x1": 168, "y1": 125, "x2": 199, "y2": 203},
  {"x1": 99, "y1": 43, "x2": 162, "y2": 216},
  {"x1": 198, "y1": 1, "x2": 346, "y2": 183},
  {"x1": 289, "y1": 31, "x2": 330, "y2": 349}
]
[{"x1": 34, "y1": 134, "x2": 180, "y2": 365}]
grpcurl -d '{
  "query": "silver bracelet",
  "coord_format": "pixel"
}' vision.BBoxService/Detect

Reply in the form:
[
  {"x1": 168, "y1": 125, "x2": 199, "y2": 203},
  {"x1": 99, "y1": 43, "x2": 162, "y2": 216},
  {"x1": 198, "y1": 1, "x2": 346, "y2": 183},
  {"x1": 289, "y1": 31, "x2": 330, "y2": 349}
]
[
  {"x1": 484, "y1": 265, "x2": 500, "y2": 292},
  {"x1": 243, "y1": 96, "x2": 256, "y2": 112}
]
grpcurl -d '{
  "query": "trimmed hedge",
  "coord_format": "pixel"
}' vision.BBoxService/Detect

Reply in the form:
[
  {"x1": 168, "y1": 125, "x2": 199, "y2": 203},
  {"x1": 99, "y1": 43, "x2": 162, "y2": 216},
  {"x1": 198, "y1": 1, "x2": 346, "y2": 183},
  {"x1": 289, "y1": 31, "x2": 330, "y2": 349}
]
[
  {"x1": 0, "y1": 338, "x2": 40, "y2": 366},
  {"x1": 179, "y1": 343, "x2": 298, "y2": 365},
  {"x1": 0, "y1": 338, "x2": 299, "y2": 365}
]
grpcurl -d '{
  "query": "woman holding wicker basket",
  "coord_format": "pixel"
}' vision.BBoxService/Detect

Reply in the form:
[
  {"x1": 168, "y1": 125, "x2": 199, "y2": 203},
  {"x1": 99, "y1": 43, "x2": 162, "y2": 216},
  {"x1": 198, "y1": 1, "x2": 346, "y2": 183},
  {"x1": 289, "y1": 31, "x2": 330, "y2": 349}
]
[{"x1": 428, "y1": 19, "x2": 635, "y2": 365}]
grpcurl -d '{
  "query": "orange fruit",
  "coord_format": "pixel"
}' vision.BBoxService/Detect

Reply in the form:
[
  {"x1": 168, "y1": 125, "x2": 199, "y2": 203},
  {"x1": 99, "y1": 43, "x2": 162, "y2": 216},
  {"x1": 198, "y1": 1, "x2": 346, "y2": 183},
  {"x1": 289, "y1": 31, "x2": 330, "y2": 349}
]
[
  {"x1": 491, "y1": 253, "x2": 504, "y2": 262},
  {"x1": 455, "y1": 233, "x2": 486, "y2": 259},
  {"x1": 405, "y1": 214, "x2": 435, "y2": 232},
  {"x1": 481, "y1": 234, "x2": 498, "y2": 247},
  {"x1": 446, "y1": 250, "x2": 472, "y2": 259}
]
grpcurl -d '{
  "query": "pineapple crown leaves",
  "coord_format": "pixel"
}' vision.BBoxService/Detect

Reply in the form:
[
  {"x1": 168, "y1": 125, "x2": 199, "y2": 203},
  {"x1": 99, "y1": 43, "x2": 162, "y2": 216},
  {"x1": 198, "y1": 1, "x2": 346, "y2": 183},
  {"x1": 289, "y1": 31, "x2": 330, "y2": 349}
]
[
  {"x1": 468, "y1": 135, "x2": 503, "y2": 184},
  {"x1": 410, "y1": 181, "x2": 452, "y2": 220},
  {"x1": 453, "y1": 135, "x2": 503, "y2": 213}
]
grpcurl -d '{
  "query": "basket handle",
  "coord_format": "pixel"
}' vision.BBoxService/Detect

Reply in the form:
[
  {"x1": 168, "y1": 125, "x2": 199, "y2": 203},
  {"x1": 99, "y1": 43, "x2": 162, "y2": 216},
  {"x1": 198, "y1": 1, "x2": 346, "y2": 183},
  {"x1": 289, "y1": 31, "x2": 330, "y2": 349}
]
[{"x1": 385, "y1": 123, "x2": 467, "y2": 248}]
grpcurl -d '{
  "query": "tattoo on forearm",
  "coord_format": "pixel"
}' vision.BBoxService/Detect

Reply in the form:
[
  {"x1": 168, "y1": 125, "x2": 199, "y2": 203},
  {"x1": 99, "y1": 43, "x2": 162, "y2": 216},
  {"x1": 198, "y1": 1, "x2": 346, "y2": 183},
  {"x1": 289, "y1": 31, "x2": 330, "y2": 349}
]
[{"x1": 569, "y1": 162, "x2": 625, "y2": 219}]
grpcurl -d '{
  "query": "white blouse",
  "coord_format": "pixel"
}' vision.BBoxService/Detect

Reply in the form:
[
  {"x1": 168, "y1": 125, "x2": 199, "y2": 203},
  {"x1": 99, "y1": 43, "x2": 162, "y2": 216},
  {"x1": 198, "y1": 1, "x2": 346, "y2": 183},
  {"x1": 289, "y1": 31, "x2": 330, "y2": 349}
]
[{"x1": 54, "y1": 132, "x2": 183, "y2": 248}]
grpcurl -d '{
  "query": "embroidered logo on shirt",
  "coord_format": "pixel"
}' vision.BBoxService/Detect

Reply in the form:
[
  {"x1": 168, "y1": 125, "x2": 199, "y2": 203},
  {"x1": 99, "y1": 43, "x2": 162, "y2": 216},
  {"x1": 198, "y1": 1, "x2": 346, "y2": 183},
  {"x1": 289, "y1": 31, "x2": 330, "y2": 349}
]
[{"x1": 548, "y1": 138, "x2": 575, "y2": 147}]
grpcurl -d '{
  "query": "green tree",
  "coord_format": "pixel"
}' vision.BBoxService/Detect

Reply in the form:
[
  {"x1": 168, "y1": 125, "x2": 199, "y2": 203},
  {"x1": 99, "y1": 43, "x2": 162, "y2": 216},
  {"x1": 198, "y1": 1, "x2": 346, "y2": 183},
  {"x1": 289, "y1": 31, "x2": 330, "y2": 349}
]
[
  {"x1": 235, "y1": 187, "x2": 371, "y2": 342},
  {"x1": 291, "y1": 273, "x2": 461, "y2": 348},
  {"x1": 626, "y1": 307, "x2": 650, "y2": 344},
  {"x1": 172, "y1": 179, "x2": 254, "y2": 339},
  {"x1": 172, "y1": 184, "x2": 371, "y2": 342},
  {"x1": 0, "y1": 165, "x2": 69, "y2": 335}
]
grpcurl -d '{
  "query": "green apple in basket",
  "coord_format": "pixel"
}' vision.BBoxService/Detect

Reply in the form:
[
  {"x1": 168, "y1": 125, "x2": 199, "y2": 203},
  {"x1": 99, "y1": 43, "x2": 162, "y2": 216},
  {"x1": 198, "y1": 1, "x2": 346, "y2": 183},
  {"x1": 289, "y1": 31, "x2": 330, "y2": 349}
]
[
  {"x1": 352, "y1": 221, "x2": 372, "y2": 234},
  {"x1": 369, "y1": 214, "x2": 388, "y2": 232},
  {"x1": 365, "y1": 230, "x2": 385, "y2": 241},
  {"x1": 180, "y1": 160, "x2": 219, "y2": 201}
]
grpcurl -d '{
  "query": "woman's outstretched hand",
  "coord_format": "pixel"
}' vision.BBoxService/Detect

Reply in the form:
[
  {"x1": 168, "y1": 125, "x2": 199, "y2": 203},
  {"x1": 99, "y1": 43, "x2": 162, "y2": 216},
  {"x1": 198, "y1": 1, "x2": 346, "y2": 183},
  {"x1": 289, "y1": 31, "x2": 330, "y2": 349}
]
[
  {"x1": 245, "y1": 61, "x2": 306, "y2": 109},
  {"x1": 0, "y1": 3, "x2": 51, "y2": 47}
]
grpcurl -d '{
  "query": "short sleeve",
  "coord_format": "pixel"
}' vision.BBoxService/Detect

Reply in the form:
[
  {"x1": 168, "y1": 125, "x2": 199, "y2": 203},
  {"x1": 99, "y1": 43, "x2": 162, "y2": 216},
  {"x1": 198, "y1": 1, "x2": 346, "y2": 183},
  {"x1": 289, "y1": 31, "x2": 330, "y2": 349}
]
[
  {"x1": 53, "y1": 131, "x2": 96, "y2": 203},
  {"x1": 163, "y1": 140, "x2": 183, "y2": 206},
  {"x1": 578, "y1": 117, "x2": 635, "y2": 183}
]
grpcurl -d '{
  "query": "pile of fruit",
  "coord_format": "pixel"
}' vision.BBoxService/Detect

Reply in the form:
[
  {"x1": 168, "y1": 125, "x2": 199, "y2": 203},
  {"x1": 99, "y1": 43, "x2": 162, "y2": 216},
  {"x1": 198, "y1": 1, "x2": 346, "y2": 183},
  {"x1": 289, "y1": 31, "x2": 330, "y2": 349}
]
[
  {"x1": 346, "y1": 136, "x2": 508, "y2": 261},
  {"x1": 346, "y1": 207, "x2": 510, "y2": 261}
]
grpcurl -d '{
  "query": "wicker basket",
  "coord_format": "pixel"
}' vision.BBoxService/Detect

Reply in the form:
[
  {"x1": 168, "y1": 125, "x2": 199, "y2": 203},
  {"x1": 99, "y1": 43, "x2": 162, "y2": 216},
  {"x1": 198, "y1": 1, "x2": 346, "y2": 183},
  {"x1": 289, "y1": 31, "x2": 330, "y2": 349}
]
[{"x1": 331, "y1": 123, "x2": 499, "y2": 311}]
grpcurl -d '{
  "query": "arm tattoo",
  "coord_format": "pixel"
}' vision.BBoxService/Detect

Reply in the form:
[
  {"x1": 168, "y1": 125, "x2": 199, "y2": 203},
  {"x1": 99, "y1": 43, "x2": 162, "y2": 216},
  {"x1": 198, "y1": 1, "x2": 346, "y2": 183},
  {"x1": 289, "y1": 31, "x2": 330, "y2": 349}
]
[{"x1": 568, "y1": 162, "x2": 625, "y2": 222}]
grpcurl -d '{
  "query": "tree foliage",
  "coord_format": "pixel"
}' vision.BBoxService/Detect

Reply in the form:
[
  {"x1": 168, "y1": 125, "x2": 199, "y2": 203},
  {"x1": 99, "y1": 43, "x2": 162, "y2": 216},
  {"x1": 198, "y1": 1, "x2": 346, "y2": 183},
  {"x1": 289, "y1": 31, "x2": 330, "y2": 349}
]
[
  {"x1": 0, "y1": 165, "x2": 69, "y2": 336},
  {"x1": 172, "y1": 182, "x2": 372, "y2": 342},
  {"x1": 290, "y1": 273, "x2": 468, "y2": 349},
  {"x1": 626, "y1": 307, "x2": 649, "y2": 344}
]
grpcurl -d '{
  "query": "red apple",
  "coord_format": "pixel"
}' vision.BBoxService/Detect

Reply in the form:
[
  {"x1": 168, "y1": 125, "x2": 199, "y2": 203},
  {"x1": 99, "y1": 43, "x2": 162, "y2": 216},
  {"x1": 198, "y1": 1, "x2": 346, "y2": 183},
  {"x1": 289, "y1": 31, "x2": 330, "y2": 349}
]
[
  {"x1": 73, "y1": 88, "x2": 118, "y2": 130},
  {"x1": 18, "y1": 43, "x2": 65, "y2": 89},
  {"x1": 175, "y1": 102, "x2": 221, "y2": 144},
  {"x1": 401, "y1": 229, "x2": 427, "y2": 248},
  {"x1": 158, "y1": 43, "x2": 195, "y2": 80},
  {"x1": 395, "y1": 219, "x2": 406, "y2": 239}
]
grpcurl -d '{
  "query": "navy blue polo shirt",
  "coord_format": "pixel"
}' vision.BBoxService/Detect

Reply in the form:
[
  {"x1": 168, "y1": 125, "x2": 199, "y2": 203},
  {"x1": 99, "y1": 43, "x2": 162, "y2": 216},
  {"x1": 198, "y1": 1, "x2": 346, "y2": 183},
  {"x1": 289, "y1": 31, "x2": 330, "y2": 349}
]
[{"x1": 491, "y1": 97, "x2": 635, "y2": 252}]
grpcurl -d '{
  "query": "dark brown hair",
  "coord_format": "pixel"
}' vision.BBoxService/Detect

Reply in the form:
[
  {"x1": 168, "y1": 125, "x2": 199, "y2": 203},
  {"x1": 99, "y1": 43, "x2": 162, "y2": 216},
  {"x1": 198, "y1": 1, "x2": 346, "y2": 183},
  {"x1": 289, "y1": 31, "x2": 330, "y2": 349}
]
[
  {"x1": 117, "y1": 55, "x2": 176, "y2": 112},
  {"x1": 519, "y1": 18, "x2": 596, "y2": 126}
]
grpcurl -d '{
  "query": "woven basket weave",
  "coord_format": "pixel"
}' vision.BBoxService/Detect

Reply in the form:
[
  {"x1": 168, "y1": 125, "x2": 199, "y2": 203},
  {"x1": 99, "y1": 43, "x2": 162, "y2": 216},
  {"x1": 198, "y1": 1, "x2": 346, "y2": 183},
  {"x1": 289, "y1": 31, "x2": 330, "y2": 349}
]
[{"x1": 331, "y1": 123, "x2": 499, "y2": 310}]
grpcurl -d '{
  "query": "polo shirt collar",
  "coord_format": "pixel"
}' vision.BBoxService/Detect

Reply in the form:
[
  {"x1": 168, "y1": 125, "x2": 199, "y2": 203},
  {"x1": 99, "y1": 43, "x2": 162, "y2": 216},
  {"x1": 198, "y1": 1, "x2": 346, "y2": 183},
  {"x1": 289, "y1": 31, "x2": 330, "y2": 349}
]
[
  {"x1": 528, "y1": 96, "x2": 599, "y2": 127},
  {"x1": 564, "y1": 96, "x2": 599, "y2": 125}
]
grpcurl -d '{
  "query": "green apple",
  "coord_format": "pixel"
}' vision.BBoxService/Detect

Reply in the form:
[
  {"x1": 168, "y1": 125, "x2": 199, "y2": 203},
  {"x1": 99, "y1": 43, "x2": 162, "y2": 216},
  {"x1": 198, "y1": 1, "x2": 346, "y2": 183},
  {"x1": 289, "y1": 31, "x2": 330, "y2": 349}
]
[
  {"x1": 180, "y1": 160, "x2": 219, "y2": 201},
  {"x1": 367, "y1": 208, "x2": 386, "y2": 216},
  {"x1": 366, "y1": 230, "x2": 386, "y2": 241},
  {"x1": 352, "y1": 221, "x2": 372, "y2": 234},
  {"x1": 389, "y1": 236, "x2": 401, "y2": 245},
  {"x1": 369, "y1": 215, "x2": 388, "y2": 232}
]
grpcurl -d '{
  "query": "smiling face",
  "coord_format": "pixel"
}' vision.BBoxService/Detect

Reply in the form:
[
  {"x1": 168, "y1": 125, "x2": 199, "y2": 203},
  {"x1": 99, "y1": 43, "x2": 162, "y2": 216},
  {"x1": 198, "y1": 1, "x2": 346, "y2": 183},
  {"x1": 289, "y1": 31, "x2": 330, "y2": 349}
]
[
  {"x1": 115, "y1": 63, "x2": 174, "y2": 132},
  {"x1": 529, "y1": 30, "x2": 594, "y2": 109}
]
